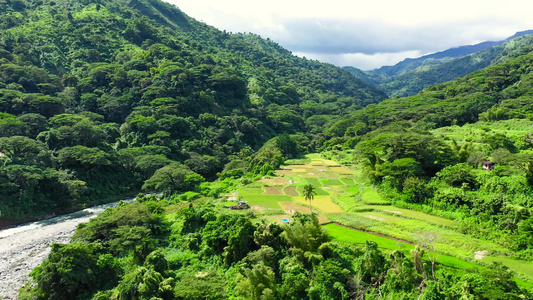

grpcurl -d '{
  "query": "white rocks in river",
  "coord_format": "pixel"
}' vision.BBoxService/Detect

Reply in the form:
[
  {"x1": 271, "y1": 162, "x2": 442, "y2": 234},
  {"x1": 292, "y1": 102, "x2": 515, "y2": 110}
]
[{"x1": 0, "y1": 216, "x2": 92, "y2": 299}]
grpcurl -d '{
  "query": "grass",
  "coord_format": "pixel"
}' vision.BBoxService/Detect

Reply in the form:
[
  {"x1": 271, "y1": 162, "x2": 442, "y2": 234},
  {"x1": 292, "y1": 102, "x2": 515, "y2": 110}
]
[
  {"x1": 324, "y1": 223, "x2": 405, "y2": 250},
  {"x1": 324, "y1": 223, "x2": 481, "y2": 270},
  {"x1": 284, "y1": 158, "x2": 310, "y2": 165},
  {"x1": 379, "y1": 207, "x2": 457, "y2": 227},
  {"x1": 351, "y1": 205, "x2": 457, "y2": 228},
  {"x1": 341, "y1": 179, "x2": 357, "y2": 186},
  {"x1": 321, "y1": 179, "x2": 344, "y2": 186},
  {"x1": 266, "y1": 214, "x2": 292, "y2": 224},
  {"x1": 482, "y1": 256, "x2": 533, "y2": 281},
  {"x1": 238, "y1": 187, "x2": 264, "y2": 195},
  {"x1": 241, "y1": 195, "x2": 291, "y2": 209},
  {"x1": 344, "y1": 187, "x2": 360, "y2": 194},
  {"x1": 355, "y1": 211, "x2": 406, "y2": 223},
  {"x1": 514, "y1": 278, "x2": 533, "y2": 290},
  {"x1": 303, "y1": 177, "x2": 322, "y2": 187},
  {"x1": 361, "y1": 189, "x2": 390, "y2": 204}
]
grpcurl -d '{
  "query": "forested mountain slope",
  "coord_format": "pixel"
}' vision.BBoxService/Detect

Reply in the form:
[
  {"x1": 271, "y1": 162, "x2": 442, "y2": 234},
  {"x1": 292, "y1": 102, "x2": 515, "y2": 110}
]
[
  {"x1": 324, "y1": 44, "x2": 533, "y2": 265},
  {"x1": 345, "y1": 31, "x2": 533, "y2": 97},
  {"x1": 330, "y1": 47, "x2": 533, "y2": 137},
  {"x1": 0, "y1": 0, "x2": 386, "y2": 225}
]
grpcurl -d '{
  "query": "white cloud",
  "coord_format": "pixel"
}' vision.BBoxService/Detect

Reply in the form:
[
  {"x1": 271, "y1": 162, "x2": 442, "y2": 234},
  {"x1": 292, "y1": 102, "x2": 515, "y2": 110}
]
[
  {"x1": 293, "y1": 51, "x2": 424, "y2": 71},
  {"x1": 168, "y1": 0, "x2": 533, "y2": 69}
]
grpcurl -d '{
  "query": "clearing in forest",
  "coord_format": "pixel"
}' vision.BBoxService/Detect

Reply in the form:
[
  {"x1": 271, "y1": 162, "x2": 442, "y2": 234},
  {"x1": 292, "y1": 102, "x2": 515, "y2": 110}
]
[{"x1": 229, "y1": 154, "x2": 532, "y2": 283}]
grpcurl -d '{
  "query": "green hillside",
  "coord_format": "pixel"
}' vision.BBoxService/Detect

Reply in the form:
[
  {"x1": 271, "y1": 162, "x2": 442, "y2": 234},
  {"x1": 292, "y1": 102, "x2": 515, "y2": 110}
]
[
  {"x1": 0, "y1": 0, "x2": 386, "y2": 224},
  {"x1": 323, "y1": 39, "x2": 533, "y2": 272},
  {"x1": 329, "y1": 46, "x2": 533, "y2": 137}
]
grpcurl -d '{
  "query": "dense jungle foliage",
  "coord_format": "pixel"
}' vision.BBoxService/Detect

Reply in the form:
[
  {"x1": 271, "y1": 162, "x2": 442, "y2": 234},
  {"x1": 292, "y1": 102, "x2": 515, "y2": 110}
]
[
  {"x1": 0, "y1": 0, "x2": 386, "y2": 224},
  {"x1": 21, "y1": 197, "x2": 531, "y2": 299}
]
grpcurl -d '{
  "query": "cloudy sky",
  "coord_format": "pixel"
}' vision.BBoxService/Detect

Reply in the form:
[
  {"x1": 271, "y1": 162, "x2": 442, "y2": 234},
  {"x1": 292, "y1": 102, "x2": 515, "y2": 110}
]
[{"x1": 167, "y1": 0, "x2": 533, "y2": 70}]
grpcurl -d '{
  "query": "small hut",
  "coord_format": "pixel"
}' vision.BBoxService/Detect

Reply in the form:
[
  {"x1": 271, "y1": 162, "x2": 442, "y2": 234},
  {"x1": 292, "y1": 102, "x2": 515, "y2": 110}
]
[
  {"x1": 229, "y1": 200, "x2": 249, "y2": 210},
  {"x1": 482, "y1": 162, "x2": 495, "y2": 170}
]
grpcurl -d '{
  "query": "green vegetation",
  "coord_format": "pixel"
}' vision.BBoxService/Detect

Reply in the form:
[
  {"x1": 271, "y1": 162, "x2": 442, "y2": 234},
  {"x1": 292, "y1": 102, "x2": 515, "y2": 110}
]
[
  {"x1": 324, "y1": 223, "x2": 481, "y2": 270},
  {"x1": 3, "y1": 0, "x2": 533, "y2": 297},
  {"x1": 320, "y1": 27, "x2": 533, "y2": 286},
  {"x1": 21, "y1": 197, "x2": 532, "y2": 299},
  {"x1": 0, "y1": 0, "x2": 386, "y2": 225}
]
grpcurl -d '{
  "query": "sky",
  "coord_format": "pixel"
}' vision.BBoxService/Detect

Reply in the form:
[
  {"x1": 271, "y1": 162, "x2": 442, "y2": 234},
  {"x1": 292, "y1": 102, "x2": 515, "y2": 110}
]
[{"x1": 166, "y1": 0, "x2": 533, "y2": 70}]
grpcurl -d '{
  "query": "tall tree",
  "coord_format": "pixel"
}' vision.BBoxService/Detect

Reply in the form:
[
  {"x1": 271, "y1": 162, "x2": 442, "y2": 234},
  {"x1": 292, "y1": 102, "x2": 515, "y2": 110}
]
[{"x1": 303, "y1": 184, "x2": 317, "y2": 212}]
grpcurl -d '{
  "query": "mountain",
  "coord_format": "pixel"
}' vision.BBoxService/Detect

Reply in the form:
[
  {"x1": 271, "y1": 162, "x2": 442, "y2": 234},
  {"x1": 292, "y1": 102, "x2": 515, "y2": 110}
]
[
  {"x1": 0, "y1": 0, "x2": 386, "y2": 225},
  {"x1": 371, "y1": 30, "x2": 533, "y2": 78},
  {"x1": 329, "y1": 40, "x2": 533, "y2": 139},
  {"x1": 20, "y1": 41, "x2": 533, "y2": 299},
  {"x1": 345, "y1": 30, "x2": 533, "y2": 97}
]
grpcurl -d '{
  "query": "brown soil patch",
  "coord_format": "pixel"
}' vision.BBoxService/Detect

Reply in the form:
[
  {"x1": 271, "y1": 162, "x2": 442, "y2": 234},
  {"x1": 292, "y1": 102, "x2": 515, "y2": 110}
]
[
  {"x1": 265, "y1": 186, "x2": 283, "y2": 195},
  {"x1": 284, "y1": 186, "x2": 299, "y2": 196},
  {"x1": 272, "y1": 177, "x2": 288, "y2": 184},
  {"x1": 259, "y1": 177, "x2": 288, "y2": 185},
  {"x1": 276, "y1": 170, "x2": 293, "y2": 176},
  {"x1": 290, "y1": 165, "x2": 311, "y2": 169},
  {"x1": 226, "y1": 191, "x2": 238, "y2": 201}
]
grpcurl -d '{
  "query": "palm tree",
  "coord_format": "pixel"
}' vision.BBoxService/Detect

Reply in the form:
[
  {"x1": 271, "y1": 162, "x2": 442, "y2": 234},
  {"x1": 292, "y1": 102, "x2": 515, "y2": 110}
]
[{"x1": 303, "y1": 184, "x2": 317, "y2": 213}]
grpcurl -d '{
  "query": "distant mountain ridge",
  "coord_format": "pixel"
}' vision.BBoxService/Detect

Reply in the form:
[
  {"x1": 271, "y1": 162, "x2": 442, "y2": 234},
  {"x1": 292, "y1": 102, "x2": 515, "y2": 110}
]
[
  {"x1": 344, "y1": 30, "x2": 533, "y2": 97},
  {"x1": 373, "y1": 30, "x2": 533, "y2": 77}
]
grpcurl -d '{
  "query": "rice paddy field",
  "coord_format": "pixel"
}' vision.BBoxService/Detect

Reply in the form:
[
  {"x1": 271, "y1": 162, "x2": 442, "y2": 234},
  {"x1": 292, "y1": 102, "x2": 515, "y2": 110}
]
[{"x1": 222, "y1": 154, "x2": 533, "y2": 284}]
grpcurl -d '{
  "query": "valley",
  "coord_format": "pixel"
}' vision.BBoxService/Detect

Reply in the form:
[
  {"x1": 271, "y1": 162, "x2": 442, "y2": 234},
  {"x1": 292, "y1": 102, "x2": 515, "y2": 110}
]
[{"x1": 0, "y1": 0, "x2": 532, "y2": 298}]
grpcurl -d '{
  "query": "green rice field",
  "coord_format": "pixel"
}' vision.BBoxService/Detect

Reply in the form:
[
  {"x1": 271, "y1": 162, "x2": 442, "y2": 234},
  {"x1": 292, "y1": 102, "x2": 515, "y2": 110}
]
[
  {"x1": 324, "y1": 223, "x2": 482, "y2": 270},
  {"x1": 226, "y1": 155, "x2": 533, "y2": 284}
]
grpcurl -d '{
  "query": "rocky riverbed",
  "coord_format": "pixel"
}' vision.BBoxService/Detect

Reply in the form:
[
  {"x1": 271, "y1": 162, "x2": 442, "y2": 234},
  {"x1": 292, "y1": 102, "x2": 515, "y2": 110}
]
[
  {"x1": 0, "y1": 199, "x2": 134, "y2": 299},
  {"x1": 0, "y1": 215, "x2": 93, "y2": 299}
]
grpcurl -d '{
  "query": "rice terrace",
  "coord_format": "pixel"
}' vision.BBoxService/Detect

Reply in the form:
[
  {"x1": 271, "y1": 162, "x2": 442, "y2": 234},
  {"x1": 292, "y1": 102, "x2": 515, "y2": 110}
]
[{"x1": 225, "y1": 153, "x2": 533, "y2": 287}]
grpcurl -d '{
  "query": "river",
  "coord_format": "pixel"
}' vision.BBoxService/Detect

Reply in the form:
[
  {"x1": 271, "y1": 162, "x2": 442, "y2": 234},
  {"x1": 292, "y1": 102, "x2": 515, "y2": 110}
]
[{"x1": 0, "y1": 198, "x2": 135, "y2": 300}]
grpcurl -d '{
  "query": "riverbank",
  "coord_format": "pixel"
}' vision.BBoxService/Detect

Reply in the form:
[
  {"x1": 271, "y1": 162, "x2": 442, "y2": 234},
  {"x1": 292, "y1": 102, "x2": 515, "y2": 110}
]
[
  {"x1": 0, "y1": 214, "x2": 93, "y2": 299},
  {"x1": 0, "y1": 197, "x2": 137, "y2": 299}
]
